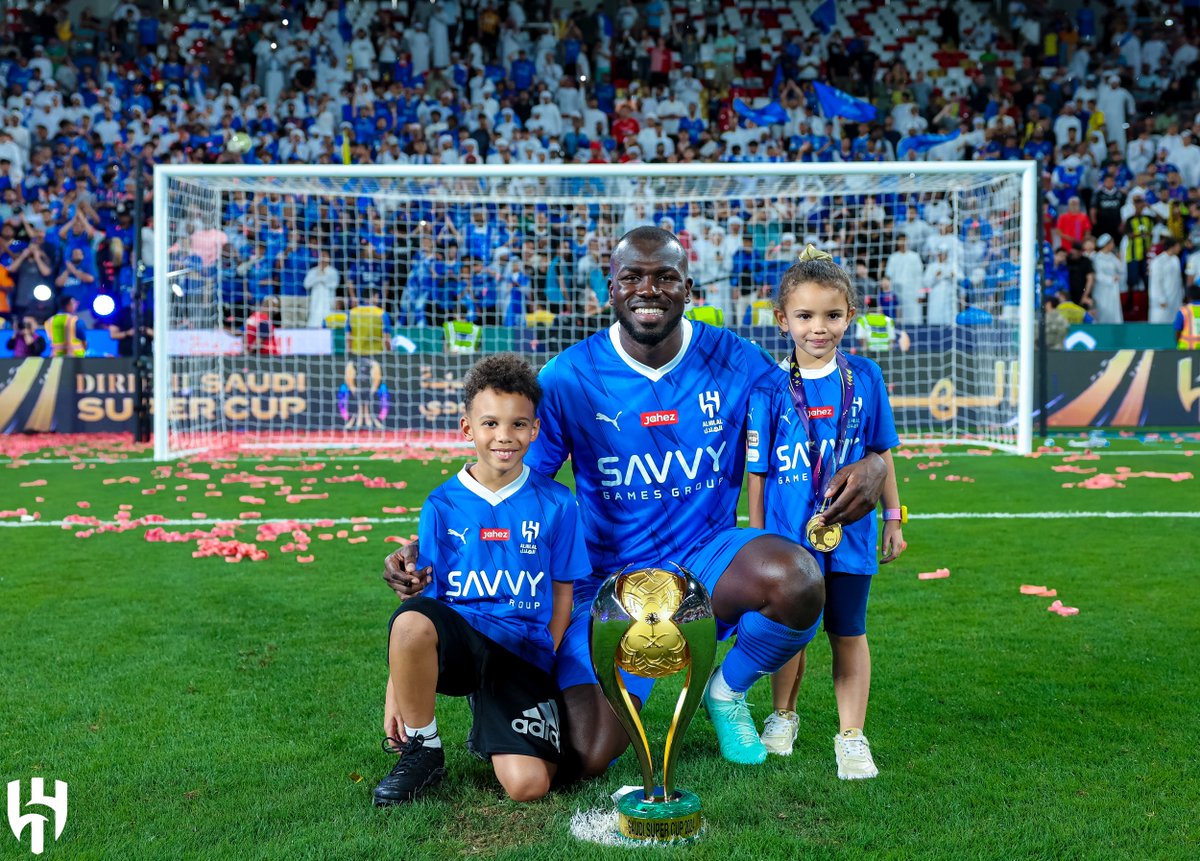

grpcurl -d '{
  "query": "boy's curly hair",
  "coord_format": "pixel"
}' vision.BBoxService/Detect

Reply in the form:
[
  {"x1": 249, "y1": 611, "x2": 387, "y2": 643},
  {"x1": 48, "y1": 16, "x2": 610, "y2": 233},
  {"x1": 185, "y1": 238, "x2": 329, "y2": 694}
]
[{"x1": 462, "y1": 353, "x2": 542, "y2": 413}]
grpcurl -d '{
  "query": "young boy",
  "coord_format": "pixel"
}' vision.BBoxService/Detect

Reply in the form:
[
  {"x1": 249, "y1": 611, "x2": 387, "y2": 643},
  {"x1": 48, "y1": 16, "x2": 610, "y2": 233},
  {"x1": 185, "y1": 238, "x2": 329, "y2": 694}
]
[{"x1": 373, "y1": 353, "x2": 591, "y2": 806}]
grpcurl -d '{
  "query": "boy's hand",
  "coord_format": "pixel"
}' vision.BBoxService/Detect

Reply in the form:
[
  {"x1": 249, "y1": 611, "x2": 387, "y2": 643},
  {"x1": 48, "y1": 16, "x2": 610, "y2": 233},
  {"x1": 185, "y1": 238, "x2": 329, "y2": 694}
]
[
  {"x1": 384, "y1": 676, "x2": 405, "y2": 743},
  {"x1": 382, "y1": 541, "x2": 431, "y2": 599},
  {"x1": 880, "y1": 522, "x2": 906, "y2": 564}
]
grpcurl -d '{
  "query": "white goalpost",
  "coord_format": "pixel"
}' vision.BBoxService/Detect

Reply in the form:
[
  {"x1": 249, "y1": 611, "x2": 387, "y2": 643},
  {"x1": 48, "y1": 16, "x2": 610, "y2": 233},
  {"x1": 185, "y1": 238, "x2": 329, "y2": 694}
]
[{"x1": 153, "y1": 162, "x2": 1037, "y2": 461}]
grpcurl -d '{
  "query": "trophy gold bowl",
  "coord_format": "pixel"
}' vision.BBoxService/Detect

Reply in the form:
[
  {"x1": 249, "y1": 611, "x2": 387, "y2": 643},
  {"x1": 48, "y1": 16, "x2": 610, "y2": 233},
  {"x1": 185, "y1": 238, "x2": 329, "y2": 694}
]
[{"x1": 590, "y1": 565, "x2": 717, "y2": 842}]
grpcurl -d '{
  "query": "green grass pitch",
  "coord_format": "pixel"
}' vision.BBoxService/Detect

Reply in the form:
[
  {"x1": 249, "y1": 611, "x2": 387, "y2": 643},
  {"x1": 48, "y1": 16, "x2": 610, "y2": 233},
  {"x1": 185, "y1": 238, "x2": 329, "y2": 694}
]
[{"x1": 1, "y1": 435, "x2": 1198, "y2": 860}]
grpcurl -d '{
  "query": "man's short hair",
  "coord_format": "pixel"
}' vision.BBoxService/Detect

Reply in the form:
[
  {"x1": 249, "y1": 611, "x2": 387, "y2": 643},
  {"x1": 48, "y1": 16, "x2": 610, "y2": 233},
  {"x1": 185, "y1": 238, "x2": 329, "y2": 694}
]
[{"x1": 462, "y1": 353, "x2": 542, "y2": 413}]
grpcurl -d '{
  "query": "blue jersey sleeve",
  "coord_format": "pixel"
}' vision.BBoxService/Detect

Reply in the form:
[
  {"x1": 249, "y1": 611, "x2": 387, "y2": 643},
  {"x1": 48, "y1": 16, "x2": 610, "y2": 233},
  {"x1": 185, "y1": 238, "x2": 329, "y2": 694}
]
[
  {"x1": 745, "y1": 379, "x2": 779, "y2": 475},
  {"x1": 550, "y1": 492, "x2": 592, "y2": 584},
  {"x1": 526, "y1": 355, "x2": 570, "y2": 478},
  {"x1": 415, "y1": 498, "x2": 440, "y2": 600}
]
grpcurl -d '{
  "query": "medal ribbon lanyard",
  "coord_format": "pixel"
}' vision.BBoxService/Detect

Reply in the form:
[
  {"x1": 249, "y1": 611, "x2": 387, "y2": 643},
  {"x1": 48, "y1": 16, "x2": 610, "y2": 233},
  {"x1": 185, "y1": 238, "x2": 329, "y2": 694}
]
[{"x1": 787, "y1": 349, "x2": 856, "y2": 510}]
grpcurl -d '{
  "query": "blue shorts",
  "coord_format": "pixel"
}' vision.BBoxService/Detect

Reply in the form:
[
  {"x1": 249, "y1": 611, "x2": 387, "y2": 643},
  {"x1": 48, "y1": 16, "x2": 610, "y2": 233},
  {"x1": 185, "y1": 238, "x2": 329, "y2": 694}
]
[
  {"x1": 823, "y1": 571, "x2": 872, "y2": 637},
  {"x1": 554, "y1": 527, "x2": 769, "y2": 701}
]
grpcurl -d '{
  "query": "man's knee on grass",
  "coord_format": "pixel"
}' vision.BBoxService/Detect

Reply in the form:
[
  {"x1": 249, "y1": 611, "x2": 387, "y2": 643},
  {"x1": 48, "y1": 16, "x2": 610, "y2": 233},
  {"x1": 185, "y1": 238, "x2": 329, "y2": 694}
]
[{"x1": 493, "y1": 755, "x2": 554, "y2": 802}]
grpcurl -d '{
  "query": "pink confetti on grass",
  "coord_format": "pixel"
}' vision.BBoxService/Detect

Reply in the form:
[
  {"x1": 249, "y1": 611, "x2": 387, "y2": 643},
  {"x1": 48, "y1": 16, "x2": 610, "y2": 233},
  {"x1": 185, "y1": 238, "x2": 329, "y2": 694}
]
[
  {"x1": 1062, "y1": 452, "x2": 1101, "y2": 462},
  {"x1": 336, "y1": 530, "x2": 349, "y2": 539},
  {"x1": 285, "y1": 493, "x2": 329, "y2": 503},
  {"x1": 35, "y1": 496, "x2": 44, "y2": 503},
  {"x1": 318, "y1": 533, "x2": 334, "y2": 540},
  {"x1": 0, "y1": 508, "x2": 30, "y2": 518},
  {"x1": 205, "y1": 491, "x2": 223, "y2": 497},
  {"x1": 347, "y1": 536, "x2": 368, "y2": 544},
  {"x1": 918, "y1": 568, "x2": 951, "y2": 580},
  {"x1": 1020, "y1": 585, "x2": 1058, "y2": 597},
  {"x1": 1048, "y1": 600, "x2": 1080, "y2": 617},
  {"x1": 239, "y1": 496, "x2": 266, "y2": 505},
  {"x1": 1053, "y1": 465, "x2": 1097, "y2": 474},
  {"x1": 384, "y1": 536, "x2": 411, "y2": 545},
  {"x1": 76, "y1": 501, "x2": 91, "y2": 509},
  {"x1": 352, "y1": 524, "x2": 373, "y2": 532},
  {"x1": 19, "y1": 479, "x2": 47, "y2": 487},
  {"x1": 239, "y1": 512, "x2": 262, "y2": 520},
  {"x1": 296, "y1": 555, "x2": 315, "y2": 563},
  {"x1": 192, "y1": 512, "x2": 206, "y2": 519},
  {"x1": 382, "y1": 506, "x2": 408, "y2": 514}
]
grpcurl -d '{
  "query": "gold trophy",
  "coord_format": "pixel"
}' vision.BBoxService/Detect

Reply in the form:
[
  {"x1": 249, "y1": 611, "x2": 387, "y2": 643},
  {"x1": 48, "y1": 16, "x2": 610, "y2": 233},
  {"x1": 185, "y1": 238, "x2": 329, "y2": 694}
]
[{"x1": 590, "y1": 565, "x2": 717, "y2": 842}]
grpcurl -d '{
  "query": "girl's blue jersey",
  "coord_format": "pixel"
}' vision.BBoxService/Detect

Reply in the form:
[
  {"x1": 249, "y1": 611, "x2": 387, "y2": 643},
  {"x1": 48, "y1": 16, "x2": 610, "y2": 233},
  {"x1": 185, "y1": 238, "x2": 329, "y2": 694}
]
[{"x1": 746, "y1": 353, "x2": 899, "y2": 574}]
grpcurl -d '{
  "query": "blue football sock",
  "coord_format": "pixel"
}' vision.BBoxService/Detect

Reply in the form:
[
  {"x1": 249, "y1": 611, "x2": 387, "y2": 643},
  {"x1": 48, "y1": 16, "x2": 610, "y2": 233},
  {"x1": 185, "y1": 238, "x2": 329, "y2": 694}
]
[{"x1": 720, "y1": 611, "x2": 820, "y2": 694}]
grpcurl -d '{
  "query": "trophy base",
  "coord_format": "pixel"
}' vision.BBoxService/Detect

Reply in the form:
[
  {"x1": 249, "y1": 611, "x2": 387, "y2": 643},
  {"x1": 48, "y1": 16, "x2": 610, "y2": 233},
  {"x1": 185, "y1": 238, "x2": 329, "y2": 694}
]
[{"x1": 617, "y1": 787, "x2": 703, "y2": 842}]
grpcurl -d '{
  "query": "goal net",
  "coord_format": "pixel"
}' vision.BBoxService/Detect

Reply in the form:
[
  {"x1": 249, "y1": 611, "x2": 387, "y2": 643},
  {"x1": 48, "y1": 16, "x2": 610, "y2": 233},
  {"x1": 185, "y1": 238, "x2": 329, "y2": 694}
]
[{"x1": 152, "y1": 163, "x2": 1036, "y2": 460}]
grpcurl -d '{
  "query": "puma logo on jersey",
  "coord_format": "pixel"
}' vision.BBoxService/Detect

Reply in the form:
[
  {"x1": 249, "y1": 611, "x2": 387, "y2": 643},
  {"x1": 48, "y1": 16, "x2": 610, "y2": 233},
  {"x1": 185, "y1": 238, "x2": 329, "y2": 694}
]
[
  {"x1": 595, "y1": 411, "x2": 623, "y2": 431},
  {"x1": 447, "y1": 527, "x2": 468, "y2": 544}
]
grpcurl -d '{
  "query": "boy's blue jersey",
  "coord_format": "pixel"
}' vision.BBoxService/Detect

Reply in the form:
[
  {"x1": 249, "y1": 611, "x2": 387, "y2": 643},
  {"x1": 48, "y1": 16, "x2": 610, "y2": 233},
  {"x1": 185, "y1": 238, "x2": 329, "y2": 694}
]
[
  {"x1": 417, "y1": 465, "x2": 591, "y2": 673},
  {"x1": 526, "y1": 320, "x2": 775, "y2": 582},
  {"x1": 746, "y1": 353, "x2": 900, "y2": 575}
]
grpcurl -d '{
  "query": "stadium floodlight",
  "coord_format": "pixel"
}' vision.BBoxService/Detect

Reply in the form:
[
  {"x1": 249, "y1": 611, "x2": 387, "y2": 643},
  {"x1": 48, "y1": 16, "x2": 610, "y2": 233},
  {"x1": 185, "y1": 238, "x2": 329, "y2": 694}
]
[
  {"x1": 93, "y1": 295, "x2": 116, "y2": 317},
  {"x1": 153, "y1": 162, "x2": 1037, "y2": 461}
]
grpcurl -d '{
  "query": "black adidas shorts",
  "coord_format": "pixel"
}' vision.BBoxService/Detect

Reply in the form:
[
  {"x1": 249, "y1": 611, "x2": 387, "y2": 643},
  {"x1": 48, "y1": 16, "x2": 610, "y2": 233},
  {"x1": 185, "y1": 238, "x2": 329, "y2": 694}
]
[{"x1": 389, "y1": 597, "x2": 566, "y2": 763}]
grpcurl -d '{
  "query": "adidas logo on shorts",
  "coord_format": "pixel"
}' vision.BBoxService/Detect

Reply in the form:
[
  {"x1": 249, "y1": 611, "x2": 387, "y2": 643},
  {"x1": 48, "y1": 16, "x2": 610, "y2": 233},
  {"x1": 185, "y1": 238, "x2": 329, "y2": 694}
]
[{"x1": 511, "y1": 700, "x2": 561, "y2": 751}]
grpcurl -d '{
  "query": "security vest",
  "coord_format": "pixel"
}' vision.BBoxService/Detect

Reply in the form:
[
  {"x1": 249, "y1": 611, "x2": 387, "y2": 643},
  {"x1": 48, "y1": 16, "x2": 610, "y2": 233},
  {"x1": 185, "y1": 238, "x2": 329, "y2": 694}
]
[
  {"x1": 48, "y1": 312, "x2": 84, "y2": 357},
  {"x1": 348, "y1": 304, "x2": 386, "y2": 354},
  {"x1": 1179, "y1": 304, "x2": 1200, "y2": 350},
  {"x1": 857, "y1": 312, "x2": 895, "y2": 352}
]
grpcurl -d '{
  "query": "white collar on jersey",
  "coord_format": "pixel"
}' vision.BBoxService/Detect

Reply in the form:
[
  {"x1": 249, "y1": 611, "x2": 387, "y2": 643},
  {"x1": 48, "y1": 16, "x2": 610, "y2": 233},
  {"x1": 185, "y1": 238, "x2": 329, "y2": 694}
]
[
  {"x1": 456, "y1": 462, "x2": 530, "y2": 506},
  {"x1": 608, "y1": 318, "x2": 694, "y2": 382},
  {"x1": 778, "y1": 353, "x2": 839, "y2": 379}
]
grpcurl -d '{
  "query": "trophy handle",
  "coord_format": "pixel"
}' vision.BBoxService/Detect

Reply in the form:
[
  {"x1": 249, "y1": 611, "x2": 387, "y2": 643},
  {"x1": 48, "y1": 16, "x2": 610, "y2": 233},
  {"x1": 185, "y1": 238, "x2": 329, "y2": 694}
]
[
  {"x1": 591, "y1": 610, "x2": 658, "y2": 801},
  {"x1": 661, "y1": 613, "x2": 716, "y2": 799}
]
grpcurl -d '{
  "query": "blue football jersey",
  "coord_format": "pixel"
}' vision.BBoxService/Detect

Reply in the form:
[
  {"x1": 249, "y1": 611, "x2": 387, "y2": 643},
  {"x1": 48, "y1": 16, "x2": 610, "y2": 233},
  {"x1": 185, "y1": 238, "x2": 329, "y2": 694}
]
[
  {"x1": 746, "y1": 353, "x2": 900, "y2": 575},
  {"x1": 417, "y1": 465, "x2": 591, "y2": 673},
  {"x1": 526, "y1": 320, "x2": 776, "y2": 581}
]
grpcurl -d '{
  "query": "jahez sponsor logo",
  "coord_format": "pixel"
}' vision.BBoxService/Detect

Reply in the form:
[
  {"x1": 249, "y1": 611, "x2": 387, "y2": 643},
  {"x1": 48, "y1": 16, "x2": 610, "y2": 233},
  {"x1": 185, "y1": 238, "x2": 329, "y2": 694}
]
[
  {"x1": 480, "y1": 528, "x2": 510, "y2": 541},
  {"x1": 641, "y1": 410, "x2": 678, "y2": 427},
  {"x1": 808, "y1": 406, "x2": 835, "y2": 419}
]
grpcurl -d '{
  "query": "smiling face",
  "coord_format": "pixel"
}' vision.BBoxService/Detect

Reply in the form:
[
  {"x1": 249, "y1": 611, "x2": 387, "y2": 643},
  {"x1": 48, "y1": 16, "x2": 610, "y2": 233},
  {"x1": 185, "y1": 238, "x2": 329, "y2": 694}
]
[
  {"x1": 776, "y1": 281, "x2": 855, "y2": 369},
  {"x1": 460, "y1": 387, "x2": 539, "y2": 489},
  {"x1": 608, "y1": 231, "x2": 692, "y2": 351}
]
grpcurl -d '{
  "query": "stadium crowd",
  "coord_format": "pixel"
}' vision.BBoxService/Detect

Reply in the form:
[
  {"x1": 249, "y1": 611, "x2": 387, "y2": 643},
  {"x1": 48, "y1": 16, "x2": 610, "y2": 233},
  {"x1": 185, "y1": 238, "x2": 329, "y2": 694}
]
[{"x1": 2, "y1": 0, "x2": 1200, "y2": 356}]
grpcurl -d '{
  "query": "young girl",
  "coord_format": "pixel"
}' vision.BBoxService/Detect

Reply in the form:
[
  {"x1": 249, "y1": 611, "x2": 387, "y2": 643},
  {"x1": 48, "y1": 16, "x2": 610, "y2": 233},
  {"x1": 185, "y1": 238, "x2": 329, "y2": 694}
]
[{"x1": 745, "y1": 246, "x2": 906, "y2": 780}]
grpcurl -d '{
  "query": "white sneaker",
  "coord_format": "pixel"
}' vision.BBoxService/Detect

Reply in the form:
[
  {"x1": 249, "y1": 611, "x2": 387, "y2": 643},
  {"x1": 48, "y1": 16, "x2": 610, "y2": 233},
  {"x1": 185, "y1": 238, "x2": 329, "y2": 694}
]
[
  {"x1": 760, "y1": 710, "x2": 799, "y2": 756},
  {"x1": 833, "y1": 729, "x2": 878, "y2": 780}
]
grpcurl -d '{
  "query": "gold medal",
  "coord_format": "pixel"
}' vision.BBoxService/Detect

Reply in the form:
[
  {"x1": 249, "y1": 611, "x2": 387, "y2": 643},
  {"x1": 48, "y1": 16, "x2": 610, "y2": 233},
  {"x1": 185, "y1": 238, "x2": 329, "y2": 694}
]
[{"x1": 806, "y1": 514, "x2": 842, "y2": 552}]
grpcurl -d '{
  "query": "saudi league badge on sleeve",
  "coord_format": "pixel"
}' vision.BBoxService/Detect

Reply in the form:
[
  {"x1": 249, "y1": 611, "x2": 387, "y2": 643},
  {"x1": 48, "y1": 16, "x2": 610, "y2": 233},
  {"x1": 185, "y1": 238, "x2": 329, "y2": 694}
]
[{"x1": 588, "y1": 564, "x2": 717, "y2": 843}]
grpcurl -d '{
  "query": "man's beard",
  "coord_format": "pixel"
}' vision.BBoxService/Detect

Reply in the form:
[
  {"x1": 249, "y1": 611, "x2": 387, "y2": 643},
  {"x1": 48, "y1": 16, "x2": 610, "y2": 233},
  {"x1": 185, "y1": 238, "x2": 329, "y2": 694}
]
[{"x1": 612, "y1": 303, "x2": 681, "y2": 347}]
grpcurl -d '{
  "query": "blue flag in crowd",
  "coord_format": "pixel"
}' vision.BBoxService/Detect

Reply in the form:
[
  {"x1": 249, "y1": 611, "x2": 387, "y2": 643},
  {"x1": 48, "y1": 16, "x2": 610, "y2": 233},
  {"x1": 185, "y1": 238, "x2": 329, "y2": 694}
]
[
  {"x1": 896, "y1": 130, "x2": 961, "y2": 159},
  {"x1": 811, "y1": 0, "x2": 837, "y2": 35},
  {"x1": 733, "y1": 98, "x2": 789, "y2": 127},
  {"x1": 337, "y1": 0, "x2": 353, "y2": 42},
  {"x1": 813, "y1": 81, "x2": 876, "y2": 122}
]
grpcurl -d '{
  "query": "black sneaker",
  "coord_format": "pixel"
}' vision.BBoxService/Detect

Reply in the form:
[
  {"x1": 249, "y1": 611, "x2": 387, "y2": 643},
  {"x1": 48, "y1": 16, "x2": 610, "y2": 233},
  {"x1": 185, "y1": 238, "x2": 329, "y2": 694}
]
[{"x1": 373, "y1": 734, "x2": 446, "y2": 806}]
